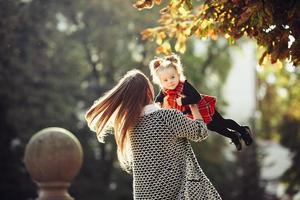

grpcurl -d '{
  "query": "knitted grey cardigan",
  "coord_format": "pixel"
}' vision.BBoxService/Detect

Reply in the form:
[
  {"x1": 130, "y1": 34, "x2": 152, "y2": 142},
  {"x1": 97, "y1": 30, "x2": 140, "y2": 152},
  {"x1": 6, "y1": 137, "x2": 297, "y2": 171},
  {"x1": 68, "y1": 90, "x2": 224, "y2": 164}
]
[{"x1": 130, "y1": 108, "x2": 222, "y2": 199}]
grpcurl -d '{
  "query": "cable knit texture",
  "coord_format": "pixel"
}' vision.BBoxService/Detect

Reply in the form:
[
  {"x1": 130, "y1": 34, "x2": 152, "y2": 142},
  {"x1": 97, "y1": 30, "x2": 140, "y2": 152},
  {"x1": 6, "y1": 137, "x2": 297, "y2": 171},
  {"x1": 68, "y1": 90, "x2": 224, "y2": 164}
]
[{"x1": 130, "y1": 109, "x2": 222, "y2": 199}]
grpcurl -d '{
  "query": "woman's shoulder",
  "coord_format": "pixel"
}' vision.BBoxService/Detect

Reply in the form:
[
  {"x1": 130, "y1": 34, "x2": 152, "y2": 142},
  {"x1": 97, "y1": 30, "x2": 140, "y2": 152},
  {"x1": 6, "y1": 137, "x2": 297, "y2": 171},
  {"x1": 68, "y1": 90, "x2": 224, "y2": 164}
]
[
  {"x1": 139, "y1": 109, "x2": 183, "y2": 123},
  {"x1": 156, "y1": 108, "x2": 183, "y2": 118},
  {"x1": 139, "y1": 109, "x2": 184, "y2": 131}
]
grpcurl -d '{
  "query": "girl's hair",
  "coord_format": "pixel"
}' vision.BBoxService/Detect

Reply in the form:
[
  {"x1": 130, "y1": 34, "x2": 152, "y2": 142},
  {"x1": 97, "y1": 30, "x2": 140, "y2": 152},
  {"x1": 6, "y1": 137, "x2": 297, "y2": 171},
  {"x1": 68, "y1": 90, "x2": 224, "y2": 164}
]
[
  {"x1": 85, "y1": 69, "x2": 153, "y2": 171},
  {"x1": 149, "y1": 53, "x2": 185, "y2": 86}
]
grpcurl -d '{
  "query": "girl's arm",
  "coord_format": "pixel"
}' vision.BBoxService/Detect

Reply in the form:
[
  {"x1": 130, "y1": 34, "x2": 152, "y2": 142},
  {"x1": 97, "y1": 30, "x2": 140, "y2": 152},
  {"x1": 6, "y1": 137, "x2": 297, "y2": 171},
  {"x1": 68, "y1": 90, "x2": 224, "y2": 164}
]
[
  {"x1": 155, "y1": 90, "x2": 165, "y2": 104},
  {"x1": 155, "y1": 90, "x2": 172, "y2": 109},
  {"x1": 181, "y1": 81, "x2": 201, "y2": 105}
]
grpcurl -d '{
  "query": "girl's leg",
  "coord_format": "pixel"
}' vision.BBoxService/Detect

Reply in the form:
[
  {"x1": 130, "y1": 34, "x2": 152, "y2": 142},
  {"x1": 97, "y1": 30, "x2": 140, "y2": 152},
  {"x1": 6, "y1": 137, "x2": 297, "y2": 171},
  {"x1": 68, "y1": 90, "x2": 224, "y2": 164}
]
[
  {"x1": 213, "y1": 111, "x2": 244, "y2": 132},
  {"x1": 207, "y1": 120, "x2": 242, "y2": 151},
  {"x1": 213, "y1": 111, "x2": 253, "y2": 145}
]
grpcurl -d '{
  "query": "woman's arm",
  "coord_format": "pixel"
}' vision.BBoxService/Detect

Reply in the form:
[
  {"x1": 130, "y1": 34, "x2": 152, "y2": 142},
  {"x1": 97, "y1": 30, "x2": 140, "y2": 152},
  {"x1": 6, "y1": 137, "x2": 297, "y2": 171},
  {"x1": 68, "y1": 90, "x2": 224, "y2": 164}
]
[
  {"x1": 164, "y1": 110, "x2": 208, "y2": 142},
  {"x1": 162, "y1": 95, "x2": 171, "y2": 108}
]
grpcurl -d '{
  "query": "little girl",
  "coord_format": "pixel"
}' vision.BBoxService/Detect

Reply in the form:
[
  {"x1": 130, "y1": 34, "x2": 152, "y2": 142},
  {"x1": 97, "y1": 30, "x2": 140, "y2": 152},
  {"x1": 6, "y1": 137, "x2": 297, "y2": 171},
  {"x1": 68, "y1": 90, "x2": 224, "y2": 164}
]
[{"x1": 149, "y1": 54, "x2": 253, "y2": 151}]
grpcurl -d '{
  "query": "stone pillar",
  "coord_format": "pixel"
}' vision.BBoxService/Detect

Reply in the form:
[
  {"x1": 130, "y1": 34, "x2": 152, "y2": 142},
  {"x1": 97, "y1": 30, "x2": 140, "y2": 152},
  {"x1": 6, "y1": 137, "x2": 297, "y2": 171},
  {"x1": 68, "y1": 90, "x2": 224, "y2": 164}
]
[{"x1": 24, "y1": 127, "x2": 83, "y2": 200}]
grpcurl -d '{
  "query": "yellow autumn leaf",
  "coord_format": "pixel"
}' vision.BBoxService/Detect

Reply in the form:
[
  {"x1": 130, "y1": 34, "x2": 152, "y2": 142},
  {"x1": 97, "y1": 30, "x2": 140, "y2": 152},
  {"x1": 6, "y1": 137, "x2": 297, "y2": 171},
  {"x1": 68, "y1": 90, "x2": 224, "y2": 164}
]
[
  {"x1": 156, "y1": 32, "x2": 166, "y2": 45},
  {"x1": 224, "y1": 33, "x2": 231, "y2": 39},
  {"x1": 175, "y1": 34, "x2": 187, "y2": 53},
  {"x1": 141, "y1": 28, "x2": 155, "y2": 40},
  {"x1": 160, "y1": 6, "x2": 169, "y2": 14},
  {"x1": 183, "y1": 27, "x2": 192, "y2": 36},
  {"x1": 155, "y1": 0, "x2": 162, "y2": 5},
  {"x1": 189, "y1": 20, "x2": 201, "y2": 36},
  {"x1": 175, "y1": 41, "x2": 186, "y2": 54},
  {"x1": 194, "y1": 27, "x2": 202, "y2": 37},
  {"x1": 133, "y1": 0, "x2": 154, "y2": 10},
  {"x1": 196, "y1": 4, "x2": 209, "y2": 14},
  {"x1": 208, "y1": 29, "x2": 218, "y2": 40},
  {"x1": 156, "y1": 41, "x2": 171, "y2": 55},
  {"x1": 168, "y1": 27, "x2": 176, "y2": 37},
  {"x1": 158, "y1": 14, "x2": 173, "y2": 25},
  {"x1": 200, "y1": 19, "x2": 211, "y2": 29},
  {"x1": 178, "y1": 6, "x2": 190, "y2": 15}
]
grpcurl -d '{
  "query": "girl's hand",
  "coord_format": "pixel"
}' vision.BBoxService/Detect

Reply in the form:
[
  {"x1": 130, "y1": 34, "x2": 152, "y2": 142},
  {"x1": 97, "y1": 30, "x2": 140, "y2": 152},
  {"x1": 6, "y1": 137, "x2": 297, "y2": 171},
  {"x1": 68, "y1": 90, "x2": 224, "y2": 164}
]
[{"x1": 176, "y1": 97, "x2": 182, "y2": 106}]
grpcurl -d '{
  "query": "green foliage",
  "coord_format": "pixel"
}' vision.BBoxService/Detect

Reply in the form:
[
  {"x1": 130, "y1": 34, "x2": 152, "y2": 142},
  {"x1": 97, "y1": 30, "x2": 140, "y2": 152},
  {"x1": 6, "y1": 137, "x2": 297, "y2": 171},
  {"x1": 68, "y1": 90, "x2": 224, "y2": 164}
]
[
  {"x1": 257, "y1": 64, "x2": 300, "y2": 198},
  {"x1": 280, "y1": 116, "x2": 300, "y2": 197},
  {"x1": 0, "y1": 0, "x2": 156, "y2": 199},
  {"x1": 0, "y1": 0, "x2": 84, "y2": 199}
]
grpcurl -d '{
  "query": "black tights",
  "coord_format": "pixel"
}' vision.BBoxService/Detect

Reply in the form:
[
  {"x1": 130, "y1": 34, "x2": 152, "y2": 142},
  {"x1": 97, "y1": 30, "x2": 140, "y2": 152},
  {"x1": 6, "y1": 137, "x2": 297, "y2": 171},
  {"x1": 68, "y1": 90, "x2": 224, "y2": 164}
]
[{"x1": 207, "y1": 111, "x2": 245, "y2": 139}]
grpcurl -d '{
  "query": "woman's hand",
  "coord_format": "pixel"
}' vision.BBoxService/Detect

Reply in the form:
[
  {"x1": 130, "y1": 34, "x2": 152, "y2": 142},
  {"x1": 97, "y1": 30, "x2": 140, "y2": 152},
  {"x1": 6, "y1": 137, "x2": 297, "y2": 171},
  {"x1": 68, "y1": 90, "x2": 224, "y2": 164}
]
[
  {"x1": 163, "y1": 95, "x2": 171, "y2": 108},
  {"x1": 189, "y1": 104, "x2": 203, "y2": 120},
  {"x1": 176, "y1": 97, "x2": 182, "y2": 106}
]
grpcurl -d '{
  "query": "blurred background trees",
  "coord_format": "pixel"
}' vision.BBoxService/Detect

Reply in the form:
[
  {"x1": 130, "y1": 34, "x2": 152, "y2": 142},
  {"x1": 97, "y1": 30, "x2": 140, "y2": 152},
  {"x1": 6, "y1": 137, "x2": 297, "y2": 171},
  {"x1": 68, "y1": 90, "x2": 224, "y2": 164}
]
[
  {"x1": 0, "y1": 0, "x2": 299, "y2": 200},
  {"x1": 257, "y1": 61, "x2": 300, "y2": 198}
]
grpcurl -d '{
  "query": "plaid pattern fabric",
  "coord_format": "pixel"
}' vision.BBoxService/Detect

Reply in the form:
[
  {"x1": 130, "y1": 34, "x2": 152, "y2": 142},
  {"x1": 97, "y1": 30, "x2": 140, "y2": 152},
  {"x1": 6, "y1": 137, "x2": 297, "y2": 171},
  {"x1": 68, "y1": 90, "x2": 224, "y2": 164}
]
[
  {"x1": 164, "y1": 81, "x2": 191, "y2": 115},
  {"x1": 197, "y1": 95, "x2": 216, "y2": 124},
  {"x1": 164, "y1": 81, "x2": 216, "y2": 124}
]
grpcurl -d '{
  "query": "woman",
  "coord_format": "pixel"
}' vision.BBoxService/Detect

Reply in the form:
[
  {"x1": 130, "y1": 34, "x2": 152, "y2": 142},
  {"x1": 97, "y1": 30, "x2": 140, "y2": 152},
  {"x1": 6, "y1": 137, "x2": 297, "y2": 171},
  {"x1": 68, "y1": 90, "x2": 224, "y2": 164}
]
[{"x1": 85, "y1": 69, "x2": 221, "y2": 199}]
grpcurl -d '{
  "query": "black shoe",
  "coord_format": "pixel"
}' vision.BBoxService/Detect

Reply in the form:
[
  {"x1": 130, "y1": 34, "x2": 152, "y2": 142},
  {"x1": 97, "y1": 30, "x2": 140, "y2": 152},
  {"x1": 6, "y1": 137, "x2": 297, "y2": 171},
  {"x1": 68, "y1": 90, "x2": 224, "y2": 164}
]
[
  {"x1": 231, "y1": 132, "x2": 242, "y2": 151},
  {"x1": 241, "y1": 126, "x2": 253, "y2": 146}
]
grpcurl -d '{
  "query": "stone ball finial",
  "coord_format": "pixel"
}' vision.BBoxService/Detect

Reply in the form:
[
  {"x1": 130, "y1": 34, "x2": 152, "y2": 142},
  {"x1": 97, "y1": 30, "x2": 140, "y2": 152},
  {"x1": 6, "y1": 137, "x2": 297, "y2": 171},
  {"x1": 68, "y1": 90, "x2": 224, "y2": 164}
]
[{"x1": 24, "y1": 127, "x2": 83, "y2": 200}]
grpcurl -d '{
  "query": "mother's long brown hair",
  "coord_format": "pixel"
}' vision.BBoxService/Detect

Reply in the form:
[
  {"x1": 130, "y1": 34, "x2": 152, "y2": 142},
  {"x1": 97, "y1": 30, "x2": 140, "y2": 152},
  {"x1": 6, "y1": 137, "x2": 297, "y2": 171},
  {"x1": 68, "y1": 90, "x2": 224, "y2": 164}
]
[{"x1": 85, "y1": 69, "x2": 153, "y2": 170}]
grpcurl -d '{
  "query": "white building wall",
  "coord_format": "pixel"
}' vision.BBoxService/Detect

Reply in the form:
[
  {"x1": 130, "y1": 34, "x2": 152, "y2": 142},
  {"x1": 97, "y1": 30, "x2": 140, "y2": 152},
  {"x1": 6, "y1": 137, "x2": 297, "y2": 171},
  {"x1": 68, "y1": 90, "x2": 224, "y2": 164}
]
[{"x1": 222, "y1": 41, "x2": 256, "y2": 123}]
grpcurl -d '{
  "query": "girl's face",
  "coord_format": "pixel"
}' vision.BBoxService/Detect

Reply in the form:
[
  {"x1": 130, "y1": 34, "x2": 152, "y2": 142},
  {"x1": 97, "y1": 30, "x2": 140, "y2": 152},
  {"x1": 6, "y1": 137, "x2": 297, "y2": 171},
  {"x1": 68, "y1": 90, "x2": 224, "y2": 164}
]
[{"x1": 158, "y1": 67, "x2": 180, "y2": 90}]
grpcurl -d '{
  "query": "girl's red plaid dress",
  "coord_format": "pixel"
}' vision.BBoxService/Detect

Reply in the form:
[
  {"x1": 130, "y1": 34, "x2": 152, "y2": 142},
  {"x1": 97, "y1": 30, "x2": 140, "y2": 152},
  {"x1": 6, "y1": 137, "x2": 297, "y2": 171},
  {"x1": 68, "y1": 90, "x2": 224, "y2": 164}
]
[{"x1": 164, "y1": 81, "x2": 216, "y2": 124}]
